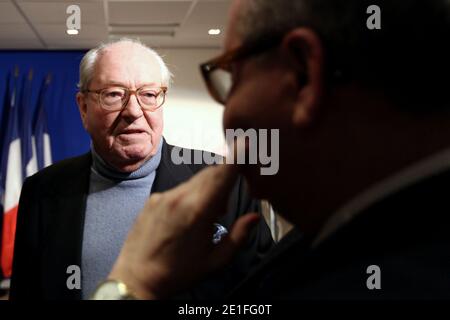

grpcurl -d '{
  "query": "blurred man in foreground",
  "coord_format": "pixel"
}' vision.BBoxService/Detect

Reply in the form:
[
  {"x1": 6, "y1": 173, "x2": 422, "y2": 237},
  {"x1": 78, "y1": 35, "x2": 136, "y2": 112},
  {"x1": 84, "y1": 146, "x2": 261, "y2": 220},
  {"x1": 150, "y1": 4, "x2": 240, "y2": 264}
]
[{"x1": 97, "y1": 0, "x2": 449, "y2": 299}]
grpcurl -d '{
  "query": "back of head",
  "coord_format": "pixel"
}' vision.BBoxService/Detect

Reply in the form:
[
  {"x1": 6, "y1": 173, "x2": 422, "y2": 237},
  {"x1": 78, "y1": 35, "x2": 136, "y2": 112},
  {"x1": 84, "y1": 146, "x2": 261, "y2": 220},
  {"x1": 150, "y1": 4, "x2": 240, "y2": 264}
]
[{"x1": 236, "y1": 0, "x2": 450, "y2": 111}]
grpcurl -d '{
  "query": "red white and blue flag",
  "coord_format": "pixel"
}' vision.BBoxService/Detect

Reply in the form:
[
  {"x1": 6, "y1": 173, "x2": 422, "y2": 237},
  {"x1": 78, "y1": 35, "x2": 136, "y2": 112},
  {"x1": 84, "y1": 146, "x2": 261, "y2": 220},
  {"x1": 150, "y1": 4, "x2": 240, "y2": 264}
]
[
  {"x1": 1, "y1": 68, "x2": 23, "y2": 279},
  {"x1": 0, "y1": 69, "x2": 52, "y2": 280}
]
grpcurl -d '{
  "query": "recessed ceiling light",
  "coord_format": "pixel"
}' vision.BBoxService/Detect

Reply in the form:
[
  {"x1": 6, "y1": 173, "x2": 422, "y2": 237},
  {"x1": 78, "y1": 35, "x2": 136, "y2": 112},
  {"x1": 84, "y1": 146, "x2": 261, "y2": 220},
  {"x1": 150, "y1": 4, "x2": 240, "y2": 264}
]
[
  {"x1": 67, "y1": 29, "x2": 79, "y2": 35},
  {"x1": 208, "y1": 29, "x2": 221, "y2": 35}
]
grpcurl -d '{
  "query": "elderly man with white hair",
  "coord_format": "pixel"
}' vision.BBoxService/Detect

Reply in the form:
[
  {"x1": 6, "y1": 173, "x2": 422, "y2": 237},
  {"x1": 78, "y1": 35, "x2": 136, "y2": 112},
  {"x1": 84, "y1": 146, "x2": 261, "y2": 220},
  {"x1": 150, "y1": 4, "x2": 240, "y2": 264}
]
[{"x1": 9, "y1": 39, "x2": 273, "y2": 300}]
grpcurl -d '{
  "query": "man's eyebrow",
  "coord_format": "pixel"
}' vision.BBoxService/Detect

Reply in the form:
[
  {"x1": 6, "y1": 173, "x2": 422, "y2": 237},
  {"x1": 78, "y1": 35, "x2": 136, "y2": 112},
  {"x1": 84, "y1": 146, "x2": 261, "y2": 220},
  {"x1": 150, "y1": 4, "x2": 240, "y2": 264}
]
[
  {"x1": 104, "y1": 81, "x2": 127, "y2": 87},
  {"x1": 101, "y1": 81, "x2": 162, "y2": 88}
]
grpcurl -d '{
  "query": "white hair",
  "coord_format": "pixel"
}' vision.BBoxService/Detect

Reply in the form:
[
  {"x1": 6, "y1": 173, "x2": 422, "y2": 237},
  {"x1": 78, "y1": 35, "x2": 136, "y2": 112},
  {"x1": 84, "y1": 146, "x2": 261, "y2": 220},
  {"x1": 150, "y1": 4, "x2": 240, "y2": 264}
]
[{"x1": 77, "y1": 38, "x2": 172, "y2": 92}]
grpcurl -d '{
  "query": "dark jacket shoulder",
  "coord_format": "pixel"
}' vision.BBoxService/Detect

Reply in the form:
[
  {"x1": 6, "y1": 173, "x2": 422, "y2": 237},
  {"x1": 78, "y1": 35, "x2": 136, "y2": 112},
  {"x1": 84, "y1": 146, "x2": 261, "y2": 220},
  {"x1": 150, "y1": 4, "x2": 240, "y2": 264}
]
[{"x1": 22, "y1": 153, "x2": 91, "y2": 196}]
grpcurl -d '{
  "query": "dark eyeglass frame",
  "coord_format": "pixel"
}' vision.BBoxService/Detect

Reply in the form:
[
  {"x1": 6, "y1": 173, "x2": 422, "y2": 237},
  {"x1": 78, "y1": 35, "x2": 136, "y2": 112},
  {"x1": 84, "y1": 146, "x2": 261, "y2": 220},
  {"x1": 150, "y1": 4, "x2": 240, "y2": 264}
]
[
  {"x1": 200, "y1": 32, "x2": 345, "y2": 105},
  {"x1": 200, "y1": 35, "x2": 283, "y2": 105},
  {"x1": 83, "y1": 85, "x2": 168, "y2": 111}
]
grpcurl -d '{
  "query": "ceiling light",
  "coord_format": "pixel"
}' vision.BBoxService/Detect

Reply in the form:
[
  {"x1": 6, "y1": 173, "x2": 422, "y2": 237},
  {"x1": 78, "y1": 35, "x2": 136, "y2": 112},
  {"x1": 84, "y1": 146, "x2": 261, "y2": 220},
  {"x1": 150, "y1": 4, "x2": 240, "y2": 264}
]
[
  {"x1": 208, "y1": 29, "x2": 221, "y2": 35},
  {"x1": 67, "y1": 29, "x2": 79, "y2": 35}
]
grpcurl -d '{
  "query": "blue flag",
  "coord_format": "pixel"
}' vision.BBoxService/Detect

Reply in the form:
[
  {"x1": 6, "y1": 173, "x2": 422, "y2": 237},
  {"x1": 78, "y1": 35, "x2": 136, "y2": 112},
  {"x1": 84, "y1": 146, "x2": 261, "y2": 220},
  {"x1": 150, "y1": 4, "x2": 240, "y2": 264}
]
[
  {"x1": 19, "y1": 69, "x2": 37, "y2": 179},
  {"x1": 33, "y1": 74, "x2": 52, "y2": 170}
]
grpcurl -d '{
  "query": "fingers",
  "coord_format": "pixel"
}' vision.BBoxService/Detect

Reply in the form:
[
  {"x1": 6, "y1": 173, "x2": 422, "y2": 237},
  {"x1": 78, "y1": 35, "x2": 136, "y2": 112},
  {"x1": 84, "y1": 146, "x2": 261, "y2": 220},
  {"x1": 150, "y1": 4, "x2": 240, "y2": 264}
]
[
  {"x1": 208, "y1": 212, "x2": 260, "y2": 271},
  {"x1": 197, "y1": 164, "x2": 239, "y2": 210},
  {"x1": 173, "y1": 164, "x2": 239, "y2": 220}
]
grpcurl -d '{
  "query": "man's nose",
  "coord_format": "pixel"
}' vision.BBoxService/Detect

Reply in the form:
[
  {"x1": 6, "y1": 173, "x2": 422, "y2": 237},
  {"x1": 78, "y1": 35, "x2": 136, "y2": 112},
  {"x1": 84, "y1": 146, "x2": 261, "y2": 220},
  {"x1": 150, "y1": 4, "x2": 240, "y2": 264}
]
[{"x1": 121, "y1": 93, "x2": 143, "y2": 121}]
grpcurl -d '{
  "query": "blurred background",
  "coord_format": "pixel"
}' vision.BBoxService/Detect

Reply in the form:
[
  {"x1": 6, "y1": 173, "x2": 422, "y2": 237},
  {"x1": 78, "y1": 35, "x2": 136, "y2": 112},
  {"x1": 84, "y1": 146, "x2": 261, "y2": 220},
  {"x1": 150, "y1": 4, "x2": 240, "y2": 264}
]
[{"x1": 0, "y1": 0, "x2": 231, "y2": 157}]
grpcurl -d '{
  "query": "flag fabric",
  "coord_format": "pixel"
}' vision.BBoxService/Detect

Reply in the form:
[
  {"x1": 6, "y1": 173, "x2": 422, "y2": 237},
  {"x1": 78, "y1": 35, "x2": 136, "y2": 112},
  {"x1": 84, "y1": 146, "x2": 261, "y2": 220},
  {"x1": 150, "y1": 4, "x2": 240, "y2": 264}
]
[
  {"x1": 1, "y1": 68, "x2": 22, "y2": 279},
  {"x1": 19, "y1": 70, "x2": 38, "y2": 180},
  {"x1": 33, "y1": 74, "x2": 52, "y2": 170},
  {"x1": 0, "y1": 73, "x2": 12, "y2": 224},
  {"x1": 0, "y1": 69, "x2": 52, "y2": 280},
  {"x1": 0, "y1": 73, "x2": 13, "y2": 265}
]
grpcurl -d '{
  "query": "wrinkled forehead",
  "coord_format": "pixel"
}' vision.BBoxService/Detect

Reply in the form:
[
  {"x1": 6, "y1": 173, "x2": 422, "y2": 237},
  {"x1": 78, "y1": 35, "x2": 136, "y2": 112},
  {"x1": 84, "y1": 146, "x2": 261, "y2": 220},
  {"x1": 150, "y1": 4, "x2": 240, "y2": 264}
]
[{"x1": 93, "y1": 43, "x2": 163, "y2": 87}]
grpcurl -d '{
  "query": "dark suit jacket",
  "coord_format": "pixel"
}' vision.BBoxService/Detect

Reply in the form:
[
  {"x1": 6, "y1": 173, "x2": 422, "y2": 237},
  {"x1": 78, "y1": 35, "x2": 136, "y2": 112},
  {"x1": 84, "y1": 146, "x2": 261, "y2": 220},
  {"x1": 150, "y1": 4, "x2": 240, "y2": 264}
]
[
  {"x1": 231, "y1": 167, "x2": 450, "y2": 299},
  {"x1": 10, "y1": 140, "x2": 273, "y2": 300}
]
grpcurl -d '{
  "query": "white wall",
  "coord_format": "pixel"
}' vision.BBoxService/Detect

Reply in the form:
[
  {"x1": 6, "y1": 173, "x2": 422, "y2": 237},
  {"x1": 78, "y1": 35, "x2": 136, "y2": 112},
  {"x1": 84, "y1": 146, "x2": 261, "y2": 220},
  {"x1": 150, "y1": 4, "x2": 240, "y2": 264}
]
[{"x1": 158, "y1": 48, "x2": 226, "y2": 155}]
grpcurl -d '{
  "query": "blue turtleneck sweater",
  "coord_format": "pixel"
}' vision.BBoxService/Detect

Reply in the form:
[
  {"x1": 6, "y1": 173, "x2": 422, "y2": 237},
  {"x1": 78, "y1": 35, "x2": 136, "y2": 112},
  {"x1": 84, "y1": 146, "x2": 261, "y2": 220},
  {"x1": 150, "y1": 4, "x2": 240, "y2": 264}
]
[{"x1": 81, "y1": 141, "x2": 162, "y2": 299}]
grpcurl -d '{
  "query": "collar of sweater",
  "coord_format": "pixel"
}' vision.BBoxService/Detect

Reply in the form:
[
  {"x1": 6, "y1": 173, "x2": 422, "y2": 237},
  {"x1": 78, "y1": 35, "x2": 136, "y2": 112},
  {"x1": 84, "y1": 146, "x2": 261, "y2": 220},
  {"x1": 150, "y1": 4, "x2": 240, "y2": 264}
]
[{"x1": 90, "y1": 139, "x2": 163, "y2": 181}]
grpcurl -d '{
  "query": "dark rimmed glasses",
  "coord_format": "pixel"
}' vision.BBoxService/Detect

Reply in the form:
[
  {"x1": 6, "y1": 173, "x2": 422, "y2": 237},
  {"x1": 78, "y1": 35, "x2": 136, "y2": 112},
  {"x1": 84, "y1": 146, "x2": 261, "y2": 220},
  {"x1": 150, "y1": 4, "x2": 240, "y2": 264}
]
[
  {"x1": 83, "y1": 85, "x2": 167, "y2": 111},
  {"x1": 200, "y1": 35, "x2": 283, "y2": 105},
  {"x1": 200, "y1": 33, "x2": 345, "y2": 105}
]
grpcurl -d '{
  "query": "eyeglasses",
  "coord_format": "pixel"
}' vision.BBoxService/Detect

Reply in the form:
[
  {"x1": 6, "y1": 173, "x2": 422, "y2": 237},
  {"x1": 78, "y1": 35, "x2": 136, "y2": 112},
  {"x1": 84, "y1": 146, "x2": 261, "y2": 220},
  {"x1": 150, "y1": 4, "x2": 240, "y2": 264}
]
[
  {"x1": 83, "y1": 85, "x2": 167, "y2": 111},
  {"x1": 200, "y1": 35, "x2": 283, "y2": 105},
  {"x1": 200, "y1": 33, "x2": 345, "y2": 105}
]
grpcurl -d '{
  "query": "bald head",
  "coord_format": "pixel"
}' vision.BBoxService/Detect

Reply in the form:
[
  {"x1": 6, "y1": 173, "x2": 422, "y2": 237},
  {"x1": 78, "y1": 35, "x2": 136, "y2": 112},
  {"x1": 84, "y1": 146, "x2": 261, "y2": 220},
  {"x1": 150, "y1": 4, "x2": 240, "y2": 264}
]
[
  {"x1": 78, "y1": 38, "x2": 171, "y2": 93},
  {"x1": 92, "y1": 41, "x2": 164, "y2": 90},
  {"x1": 225, "y1": 0, "x2": 246, "y2": 50}
]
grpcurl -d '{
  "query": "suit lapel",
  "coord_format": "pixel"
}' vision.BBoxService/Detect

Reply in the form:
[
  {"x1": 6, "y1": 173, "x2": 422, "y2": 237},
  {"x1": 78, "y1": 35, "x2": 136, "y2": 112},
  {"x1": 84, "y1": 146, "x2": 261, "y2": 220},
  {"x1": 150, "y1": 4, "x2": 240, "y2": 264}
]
[{"x1": 152, "y1": 139, "x2": 194, "y2": 193}]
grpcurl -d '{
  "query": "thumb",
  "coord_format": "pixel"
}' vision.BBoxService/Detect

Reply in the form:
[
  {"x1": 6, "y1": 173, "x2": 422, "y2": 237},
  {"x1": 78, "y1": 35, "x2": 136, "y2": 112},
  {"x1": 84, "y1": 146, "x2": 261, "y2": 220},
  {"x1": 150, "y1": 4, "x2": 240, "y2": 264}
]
[{"x1": 208, "y1": 213, "x2": 261, "y2": 271}]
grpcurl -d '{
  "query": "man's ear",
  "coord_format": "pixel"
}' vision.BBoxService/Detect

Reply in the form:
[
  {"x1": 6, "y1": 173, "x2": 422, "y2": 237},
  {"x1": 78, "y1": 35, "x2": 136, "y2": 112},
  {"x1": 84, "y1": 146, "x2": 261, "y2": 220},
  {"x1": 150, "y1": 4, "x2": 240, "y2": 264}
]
[
  {"x1": 76, "y1": 92, "x2": 89, "y2": 130},
  {"x1": 281, "y1": 28, "x2": 325, "y2": 128}
]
